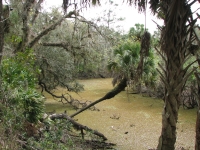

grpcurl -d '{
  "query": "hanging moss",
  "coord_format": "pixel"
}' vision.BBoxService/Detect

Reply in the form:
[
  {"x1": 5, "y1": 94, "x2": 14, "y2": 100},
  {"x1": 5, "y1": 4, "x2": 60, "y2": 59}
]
[{"x1": 141, "y1": 31, "x2": 151, "y2": 56}]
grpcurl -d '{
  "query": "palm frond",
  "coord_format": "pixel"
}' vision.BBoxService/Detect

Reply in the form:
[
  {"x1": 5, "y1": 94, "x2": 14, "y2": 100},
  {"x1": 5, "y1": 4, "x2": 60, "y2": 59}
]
[
  {"x1": 107, "y1": 61, "x2": 119, "y2": 72},
  {"x1": 92, "y1": 0, "x2": 100, "y2": 5},
  {"x1": 63, "y1": 0, "x2": 69, "y2": 12},
  {"x1": 112, "y1": 74, "x2": 123, "y2": 86},
  {"x1": 145, "y1": 57, "x2": 154, "y2": 67},
  {"x1": 123, "y1": 53, "x2": 132, "y2": 65},
  {"x1": 62, "y1": 0, "x2": 101, "y2": 12},
  {"x1": 149, "y1": 0, "x2": 160, "y2": 14},
  {"x1": 126, "y1": 0, "x2": 147, "y2": 12},
  {"x1": 130, "y1": 42, "x2": 140, "y2": 58},
  {"x1": 114, "y1": 47, "x2": 123, "y2": 56}
]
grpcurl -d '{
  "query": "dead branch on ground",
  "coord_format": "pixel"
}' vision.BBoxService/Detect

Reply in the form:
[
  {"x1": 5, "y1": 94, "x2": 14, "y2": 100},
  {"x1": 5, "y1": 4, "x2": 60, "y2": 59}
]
[{"x1": 49, "y1": 113, "x2": 107, "y2": 141}]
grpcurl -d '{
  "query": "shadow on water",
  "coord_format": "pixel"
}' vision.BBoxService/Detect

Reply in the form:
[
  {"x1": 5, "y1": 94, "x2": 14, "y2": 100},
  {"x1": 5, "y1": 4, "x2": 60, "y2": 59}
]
[{"x1": 45, "y1": 78, "x2": 196, "y2": 150}]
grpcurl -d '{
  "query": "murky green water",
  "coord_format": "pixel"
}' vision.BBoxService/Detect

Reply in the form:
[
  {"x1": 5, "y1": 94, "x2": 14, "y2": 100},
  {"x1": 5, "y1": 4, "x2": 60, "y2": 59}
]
[{"x1": 45, "y1": 78, "x2": 196, "y2": 150}]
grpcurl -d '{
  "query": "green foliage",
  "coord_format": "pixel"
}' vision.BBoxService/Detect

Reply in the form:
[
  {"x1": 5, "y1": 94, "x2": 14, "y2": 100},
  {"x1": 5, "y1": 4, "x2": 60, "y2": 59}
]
[
  {"x1": 128, "y1": 24, "x2": 145, "y2": 41},
  {"x1": 26, "y1": 119, "x2": 73, "y2": 150},
  {"x1": 142, "y1": 50, "x2": 158, "y2": 88},
  {"x1": 36, "y1": 47, "x2": 84, "y2": 92},
  {"x1": 2, "y1": 50, "x2": 37, "y2": 89},
  {"x1": 152, "y1": 30, "x2": 161, "y2": 47},
  {"x1": 0, "y1": 103, "x2": 25, "y2": 149},
  {"x1": 21, "y1": 89, "x2": 44, "y2": 123},
  {"x1": 107, "y1": 61, "x2": 119, "y2": 72},
  {"x1": 9, "y1": 9, "x2": 20, "y2": 25},
  {"x1": 0, "y1": 49, "x2": 45, "y2": 149},
  {"x1": 108, "y1": 40, "x2": 140, "y2": 78},
  {"x1": 10, "y1": 35, "x2": 22, "y2": 44},
  {"x1": 108, "y1": 26, "x2": 158, "y2": 88},
  {"x1": 1, "y1": 49, "x2": 44, "y2": 123}
]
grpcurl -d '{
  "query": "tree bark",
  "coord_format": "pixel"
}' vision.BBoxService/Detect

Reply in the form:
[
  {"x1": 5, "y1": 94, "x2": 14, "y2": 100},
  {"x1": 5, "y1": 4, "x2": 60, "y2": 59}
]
[
  {"x1": 194, "y1": 71, "x2": 200, "y2": 150},
  {"x1": 157, "y1": 0, "x2": 196, "y2": 149},
  {"x1": 0, "y1": 0, "x2": 3, "y2": 64},
  {"x1": 16, "y1": 0, "x2": 35, "y2": 52},
  {"x1": 194, "y1": 25, "x2": 200, "y2": 149},
  {"x1": 70, "y1": 77, "x2": 127, "y2": 118},
  {"x1": 157, "y1": 96, "x2": 179, "y2": 150},
  {"x1": 0, "y1": 0, "x2": 3, "y2": 95},
  {"x1": 195, "y1": 100, "x2": 200, "y2": 150}
]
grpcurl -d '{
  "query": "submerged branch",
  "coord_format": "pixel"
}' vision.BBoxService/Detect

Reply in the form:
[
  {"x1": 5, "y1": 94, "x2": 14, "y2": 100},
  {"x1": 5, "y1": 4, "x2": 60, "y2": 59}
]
[
  {"x1": 70, "y1": 78, "x2": 127, "y2": 118},
  {"x1": 39, "y1": 81, "x2": 70, "y2": 103},
  {"x1": 39, "y1": 81, "x2": 99, "y2": 111}
]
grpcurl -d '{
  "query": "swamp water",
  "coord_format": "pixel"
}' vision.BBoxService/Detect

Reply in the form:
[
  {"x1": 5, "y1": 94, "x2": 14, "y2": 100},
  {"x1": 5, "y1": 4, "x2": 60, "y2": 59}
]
[{"x1": 45, "y1": 78, "x2": 196, "y2": 150}]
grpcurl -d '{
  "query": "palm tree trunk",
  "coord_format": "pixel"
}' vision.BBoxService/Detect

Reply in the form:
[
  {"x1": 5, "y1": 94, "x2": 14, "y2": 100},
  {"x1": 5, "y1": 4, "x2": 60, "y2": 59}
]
[
  {"x1": 157, "y1": 49, "x2": 188, "y2": 149},
  {"x1": 157, "y1": 86, "x2": 180, "y2": 150},
  {"x1": 195, "y1": 92, "x2": 200, "y2": 150},
  {"x1": 194, "y1": 71, "x2": 200, "y2": 150},
  {"x1": 157, "y1": 0, "x2": 195, "y2": 149}
]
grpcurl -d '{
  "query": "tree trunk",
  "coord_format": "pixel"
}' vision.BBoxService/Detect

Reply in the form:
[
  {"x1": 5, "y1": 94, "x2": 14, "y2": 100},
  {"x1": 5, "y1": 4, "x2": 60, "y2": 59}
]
[
  {"x1": 193, "y1": 17, "x2": 200, "y2": 149},
  {"x1": 0, "y1": 0, "x2": 4, "y2": 95},
  {"x1": 0, "y1": 0, "x2": 3, "y2": 64},
  {"x1": 157, "y1": 95, "x2": 179, "y2": 150},
  {"x1": 194, "y1": 72, "x2": 200, "y2": 150},
  {"x1": 157, "y1": 0, "x2": 196, "y2": 149},
  {"x1": 195, "y1": 102, "x2": 200, "y2": 150}
]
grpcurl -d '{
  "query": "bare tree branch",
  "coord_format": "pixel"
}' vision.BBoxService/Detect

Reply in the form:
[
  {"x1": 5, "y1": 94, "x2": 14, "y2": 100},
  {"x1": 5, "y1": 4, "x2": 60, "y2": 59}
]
[
  {"x1": 14, "y1": 7, "x2": 79, "y2": 53},
  {"x1": 31, "y1": 0, "x2": 44, "y2": 24},
  {"x1": 41, "y1": 42, "x2": 82, "y2": 50},
  {"x1": 28, "y1": 11, "x2": 78, "y2": 48}
]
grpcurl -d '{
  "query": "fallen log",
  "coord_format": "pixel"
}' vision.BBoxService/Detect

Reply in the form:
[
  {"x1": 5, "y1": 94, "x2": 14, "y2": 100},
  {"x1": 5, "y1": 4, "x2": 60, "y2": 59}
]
[
  {"x1": 85, "y1": 140, "x2": 116, "y2": 149},
  {"x1": 49, "y1": 113, "x2": 107, "y2": 141},
  {"x1": 70, "y1": 78, "x2": 127, "y2": 118}
]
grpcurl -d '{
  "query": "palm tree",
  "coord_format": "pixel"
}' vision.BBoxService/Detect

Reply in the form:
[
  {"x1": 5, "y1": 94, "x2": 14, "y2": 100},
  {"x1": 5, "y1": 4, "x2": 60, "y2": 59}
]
[
  {"x1": 107, "y1": 40, "x2": 140, "y2": 86},
  {"x1": 151, "y1": 1, "x2": 198, "y2": 149}
]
